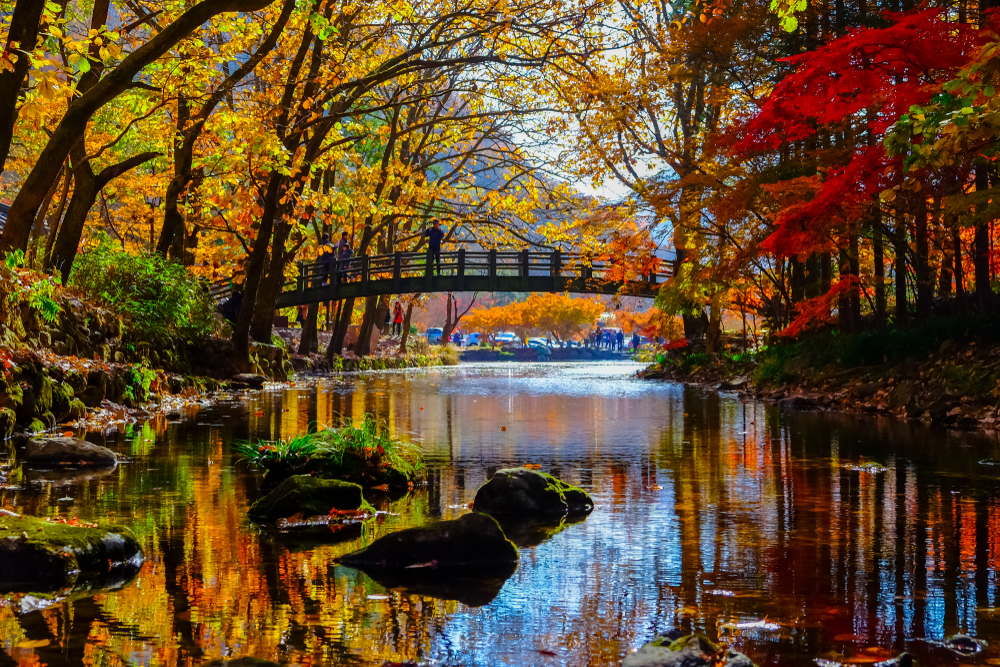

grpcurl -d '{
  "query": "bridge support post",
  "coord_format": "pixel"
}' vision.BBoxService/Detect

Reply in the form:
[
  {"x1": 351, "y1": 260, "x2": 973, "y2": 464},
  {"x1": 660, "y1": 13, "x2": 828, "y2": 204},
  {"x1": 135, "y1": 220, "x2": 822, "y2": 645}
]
[
  {"x1": 551, "y1": 249, "x2": 561, "y2": 291},
  {"x1": 458, "y1": 248, "x2": 466, "y2": 290},
  {"x1": 425, "y1": 249, "x2": 433, "y2": 290},
  {"x1": 297, "y1": 262, "x2": 306, "y2": 298},
  {"x1": 520, "y1": 249, "x2": 529, "y2": 291},
  {"x1": 489, "y1": 249, "x2": 497, "y2": 291},
  {"x1": 362, "y1": 255, "x2": 370, "y2": 296},
  {"x1": 393, "y1": 252, "x2": 402, "y2": 292}
]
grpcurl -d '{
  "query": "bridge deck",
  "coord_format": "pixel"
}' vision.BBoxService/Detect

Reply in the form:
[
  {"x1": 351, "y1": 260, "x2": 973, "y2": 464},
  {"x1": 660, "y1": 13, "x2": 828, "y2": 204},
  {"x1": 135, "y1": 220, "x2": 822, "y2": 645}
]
[{"x1": 214, "y1": 249, "x2": 671, "y2": 306}]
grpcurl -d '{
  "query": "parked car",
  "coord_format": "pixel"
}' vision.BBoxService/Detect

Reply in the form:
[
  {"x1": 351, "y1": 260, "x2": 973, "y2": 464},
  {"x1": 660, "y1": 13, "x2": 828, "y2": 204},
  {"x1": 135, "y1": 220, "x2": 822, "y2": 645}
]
[
  {"x1": 465, "y1": 332, "x2": 482, "y2": 346},
  {"x1": 527, "y1": 340, "x2": 552, "y2": 356},
  {"x1": 426, "y1": 327, "x2": 443, "y2": 344},
  {"x1": 527, "y1": 337, "x2": 549, "y2": 347},
  {"x1": 494, "y1": 331, "x2": 518, "y2": 346}
]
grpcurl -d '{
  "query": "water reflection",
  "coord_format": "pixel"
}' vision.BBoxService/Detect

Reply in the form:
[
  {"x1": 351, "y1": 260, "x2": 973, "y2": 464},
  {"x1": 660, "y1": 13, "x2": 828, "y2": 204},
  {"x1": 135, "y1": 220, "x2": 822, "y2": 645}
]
[{"x1": 1, "y1": 363, "x2": 1000, "y2": 666}]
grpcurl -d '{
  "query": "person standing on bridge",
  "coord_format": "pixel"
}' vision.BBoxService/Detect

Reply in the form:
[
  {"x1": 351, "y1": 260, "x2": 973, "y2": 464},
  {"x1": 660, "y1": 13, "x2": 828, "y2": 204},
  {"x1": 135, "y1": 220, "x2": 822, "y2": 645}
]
[
  {"x1": 317, "y1": 233, "x2": 336, "y2": 284},
  {"x1": 424, "y1": 219, "x2": 445, "y2": 276},
  {"x1": 337, "y1": 232, "x2": 353, "y2": 283}
]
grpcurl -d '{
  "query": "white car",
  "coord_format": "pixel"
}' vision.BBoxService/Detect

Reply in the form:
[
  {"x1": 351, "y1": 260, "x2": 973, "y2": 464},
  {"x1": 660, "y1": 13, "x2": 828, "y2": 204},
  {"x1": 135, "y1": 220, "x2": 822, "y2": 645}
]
[{"x1": 494, "y1": 331, "x2": 518, "y2": 345}]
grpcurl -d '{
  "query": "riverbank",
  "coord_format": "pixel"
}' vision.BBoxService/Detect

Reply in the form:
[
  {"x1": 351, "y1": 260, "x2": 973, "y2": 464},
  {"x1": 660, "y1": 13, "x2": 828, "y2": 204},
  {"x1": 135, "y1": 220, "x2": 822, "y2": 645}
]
[{"x1": 640, "y1": 315, "x2": 1000, "y2": 433}]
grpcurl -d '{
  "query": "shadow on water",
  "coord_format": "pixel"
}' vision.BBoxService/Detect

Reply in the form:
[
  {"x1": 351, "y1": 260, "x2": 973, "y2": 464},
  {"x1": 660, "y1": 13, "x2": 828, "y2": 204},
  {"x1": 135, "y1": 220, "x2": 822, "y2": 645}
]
[{"x1": 3, "y1": 363, "x2": 1000, "y2": 666}]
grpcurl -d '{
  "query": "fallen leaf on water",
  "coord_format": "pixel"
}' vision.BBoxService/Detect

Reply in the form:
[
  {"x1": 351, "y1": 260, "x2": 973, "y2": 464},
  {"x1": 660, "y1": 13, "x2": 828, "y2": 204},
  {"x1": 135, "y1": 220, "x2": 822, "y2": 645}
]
[
  {"x1": 419, "y1": 407, "x2": 424, "y2": 410},
  {"x1": 833, "y1": 634, "x2": 863, "y2": 642},
  {"x1": 524, "y1": 463, "x2": 540, "y2": 469},
  {"x1": 61, "y1": 431, "x2": 74, "y2": 437},
  {"x1": 539, "y1": 650, "x2": 557, "y2": 656},
  {"x1": 500, "y1": 426, "x2": 506, "y2": 431},
  {"x1": 254, "y1": 411, "x2": 264, "y2": 416},
  {"x1": 650, "y1": 485, "x2": 663, "y2": 490},
  {"x1": 16, "y1": 640, "x2": 50, "y2": 648},
  {"x1": 720, "y1": 619, "x2": 780, "y2": 631}
]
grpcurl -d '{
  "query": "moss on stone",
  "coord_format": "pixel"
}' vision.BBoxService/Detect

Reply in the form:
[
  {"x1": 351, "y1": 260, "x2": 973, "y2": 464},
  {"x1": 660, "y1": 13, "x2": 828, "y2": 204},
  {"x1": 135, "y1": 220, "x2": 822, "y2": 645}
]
[
  {"x1": 67, "y1": 399, "x2": 86, "y2": 420},
  {"x1": 0, "y1": 408, "x2": 14, "y2": 439},
  {"x1": 473, "y1": 467, "x2": 594, "y2": 517},
  {"x1": 27, "y1": 418, "x2": 45, "y2": 433},
  {"x1": 0, "y1": 514, "x2": 142, "y2": 591},
  {"x1": 248, "y1": 475, "x2": 368, "y2": 523}
]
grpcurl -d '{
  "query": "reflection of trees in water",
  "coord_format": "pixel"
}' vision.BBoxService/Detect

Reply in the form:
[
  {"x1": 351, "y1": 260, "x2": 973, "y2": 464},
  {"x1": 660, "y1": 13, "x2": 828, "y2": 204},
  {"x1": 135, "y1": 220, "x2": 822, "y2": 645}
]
[{"x1": 7, "y1": 373, "x2": 1000, "y2": 665}]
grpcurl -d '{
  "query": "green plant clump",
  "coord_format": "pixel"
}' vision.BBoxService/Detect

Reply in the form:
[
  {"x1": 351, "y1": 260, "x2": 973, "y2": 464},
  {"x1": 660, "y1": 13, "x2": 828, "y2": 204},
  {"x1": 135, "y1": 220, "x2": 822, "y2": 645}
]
[
  {"x1": 69, "y1": 236, "x2": 218, "y2": 345},
  {"x1": 235, "y1": 413, "x2": 423, "y2": 487}
]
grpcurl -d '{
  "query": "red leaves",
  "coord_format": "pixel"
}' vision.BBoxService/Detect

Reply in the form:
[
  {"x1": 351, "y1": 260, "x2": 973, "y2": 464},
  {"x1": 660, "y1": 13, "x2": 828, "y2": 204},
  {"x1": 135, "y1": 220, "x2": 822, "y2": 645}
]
[
  {"x1": 778, "y1": 276, "x2": 858, "y2": 338},
  {"x1": 738, "y1": 10, "x2": 986, "y2": 154}
]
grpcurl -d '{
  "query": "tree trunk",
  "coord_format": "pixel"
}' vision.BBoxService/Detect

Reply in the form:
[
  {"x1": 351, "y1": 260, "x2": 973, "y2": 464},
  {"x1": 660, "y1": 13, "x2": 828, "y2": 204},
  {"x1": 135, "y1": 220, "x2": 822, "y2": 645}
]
[
  {"x1": 250, "y1": 220, "x2": 290, "y2": 342},
  {"x1": 975, "y1": 167, "x2": 992, "y2": 309},
  {"x1": 399, "y1": 302, "x2": 414, "y2": 353},
  {"x1": 894, "y1": 203, "x2": 908, "y2": 325},
  {"x1": 48, "y1": 148, "x2": 161, "y2": 281},
  {"x1": 327, "y1": 297, "x2": 354, "y2": 359},
  {"x1": 874, "y1": 220, "x2": 885, "y2": 324},
  {"x1": 0, "y1": 0, "x2": 47, "y2": 173},
  {"x1": 298, "y1": 303, "x2": 318, "y2": 355},
  {"x1": 27, "y1": 162, "x2": 65, "y2": 266},
  {"x1": 915, "y1": 194, "x2": 932, "y2": 317},
  {"x1": 441, "y1": 294, "x2": 457, "y2": 344},
  {"x1": 232, "y1": 172, "x2": 281, "y2": 372},
  {"x1": 849, "y1": 232, "x2": 861, "y2": 332},
  {"x1": 353, "y1": 295, "x2": 379, "y2": 356},
  {"x1": 43, "y1": 162, "x2": 72, "y2": 267},
  {"x1": 953, "y1": 226, "x2": 965, "y2": 298}
]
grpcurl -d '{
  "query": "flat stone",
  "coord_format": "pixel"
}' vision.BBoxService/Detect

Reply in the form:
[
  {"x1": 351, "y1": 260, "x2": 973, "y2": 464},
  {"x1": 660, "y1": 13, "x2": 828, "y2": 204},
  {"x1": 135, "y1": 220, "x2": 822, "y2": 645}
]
[
  {"x1": 472, "y1": 467, "x2": 594, "y2": 518},
  {"x1": 23, "y1": 437, "x2": 117, "y2": 467},
  {"x1": 338, "y1": 512, "x2": 518, "y2": 572},
  {"x1": 248, "y1": 475, "x2": 365, "y2": 523}
]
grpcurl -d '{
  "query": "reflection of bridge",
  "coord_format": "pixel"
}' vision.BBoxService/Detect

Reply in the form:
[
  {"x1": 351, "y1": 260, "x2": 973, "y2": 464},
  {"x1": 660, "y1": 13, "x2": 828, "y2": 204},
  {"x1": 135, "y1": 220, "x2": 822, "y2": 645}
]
[{"x1": 260, "y1": 250, "x2": 671, "y2": 307}]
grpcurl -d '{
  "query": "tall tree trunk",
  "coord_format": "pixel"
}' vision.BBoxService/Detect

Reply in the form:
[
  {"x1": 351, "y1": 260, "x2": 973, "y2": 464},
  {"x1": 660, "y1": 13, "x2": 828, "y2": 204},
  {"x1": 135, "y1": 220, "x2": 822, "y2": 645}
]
[
  {"x1": 43, "y1": 161, "x2": 72, "y2": 267},
  {"x1": 975, "y1": 167, "x2": 992, "y2": 309},
  {"x1": 953, "y1": 226, "x2": 965, "y2": 298},
  {"x1": 849, "y1": 232, "x2": 861, "y2": 332},
  {"x1": 48, "y1": 148, "x2": 161, "y2": 281},
  {"x1": 894, "y1": 203, "x2": 908, "y2": 326},
  {"x1": 0, "y1": 0, "x2": 47, "y2": 173},
  {"x1": 398, "y1": 302, "x2": 414, "y2": 354},
  {"x1": 874, "y1": 219, "x2": 886, "y2": 325},
  {"x1": 232, "y1": 173, "x2": 281, "y2": 372},
  {"x1": 915, "y1": 194, "x2": 932, "y2": 317},
  {"x1": 250, "y1": 220, "x2": 290, "y2": 342},
  {"x1": 27, "y1": 162, "x2": 64, "y2": 265},
  {"x1": 328, "y1": 297, "x2": 355, "y2": 359},
  {"x1": 354, "y1": 295, "x2": 380, "y2": 355},
  {"x1": 298, "y1": 303, "x2": 318, "y2": 355}
]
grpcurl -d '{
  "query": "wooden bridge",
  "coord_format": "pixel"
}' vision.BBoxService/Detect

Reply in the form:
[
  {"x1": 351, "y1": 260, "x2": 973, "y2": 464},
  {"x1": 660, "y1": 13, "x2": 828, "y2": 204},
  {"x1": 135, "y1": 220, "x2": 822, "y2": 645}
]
[{"x1": 212, "y1": 250, "x2": 672, "y2": 306}]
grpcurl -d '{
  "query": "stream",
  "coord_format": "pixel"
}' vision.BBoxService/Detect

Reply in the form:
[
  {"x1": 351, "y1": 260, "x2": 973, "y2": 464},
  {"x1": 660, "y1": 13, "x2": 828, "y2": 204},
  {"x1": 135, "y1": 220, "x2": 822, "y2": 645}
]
[{"x1": 3, "y1": 361, "x2": 1000, "y2": 666}]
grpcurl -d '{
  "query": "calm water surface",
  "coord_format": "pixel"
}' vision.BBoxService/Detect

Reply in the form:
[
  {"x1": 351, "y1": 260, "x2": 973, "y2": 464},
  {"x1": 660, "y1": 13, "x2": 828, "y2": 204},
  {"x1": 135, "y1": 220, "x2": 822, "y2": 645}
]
[{"x1": 3, "y1": 362, "x2": 1000, "y2": 667}]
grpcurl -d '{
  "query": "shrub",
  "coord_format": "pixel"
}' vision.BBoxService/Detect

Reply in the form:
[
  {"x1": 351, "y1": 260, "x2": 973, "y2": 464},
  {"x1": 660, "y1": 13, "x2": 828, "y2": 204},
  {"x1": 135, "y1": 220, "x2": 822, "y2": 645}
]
[{"x1": 69, "y1": 237, "x2": 218, "y2": 345}]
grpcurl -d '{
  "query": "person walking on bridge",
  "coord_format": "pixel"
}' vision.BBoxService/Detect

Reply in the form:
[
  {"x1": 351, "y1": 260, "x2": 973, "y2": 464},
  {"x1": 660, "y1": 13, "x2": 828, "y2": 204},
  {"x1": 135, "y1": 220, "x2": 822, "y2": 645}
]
[
  {"x1": 337, "y1": 232, "x2": 353, "y2": 283},
  {"x1": 424, "y1": 219, "x2": 445, "y2": 276}
]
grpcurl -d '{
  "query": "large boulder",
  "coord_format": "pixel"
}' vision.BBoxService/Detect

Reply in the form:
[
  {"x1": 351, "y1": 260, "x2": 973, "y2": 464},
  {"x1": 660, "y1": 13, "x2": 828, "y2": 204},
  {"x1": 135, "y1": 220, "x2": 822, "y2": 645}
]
[
  {"x1": 23, "y1": 437, "x2": 117, "y2": 467},
  {"x1": 338, "y1": 512, "x2": 518, "y2": 573},
  {"x1": 0, "y1": 513, "x2": 143, "y2": 592},
  {"x1": 473, "y1": 468, "x2": 594, "y2": 518},
  {"x1": 623, "y1": 634, "x2": 755, "y2": 667},
  {"x1": 248, "y1": 475, "x2": 366, "y2": 522}
]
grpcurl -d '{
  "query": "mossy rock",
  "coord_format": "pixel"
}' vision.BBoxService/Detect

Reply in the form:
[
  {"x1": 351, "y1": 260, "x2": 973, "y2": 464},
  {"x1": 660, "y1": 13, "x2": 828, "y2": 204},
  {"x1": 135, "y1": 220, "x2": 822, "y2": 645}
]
[
  {"x1": 248, "y1": 475, "x2": 366, "y2": 523},
  {"x1": 0, "y1": 408, "x2": 14, "y2": 439},
  {"x1": 338, "y1": 512, "x2": 518, "y2": 573},
  {"x1": 26, "y1": 418, "x2": 46, "y2": 433},
  {"x1": 472, "y1": 467, "x2": 594, "y2": 518},
  {"x1": 67, "y1": 399, "x2": 86, "y2": 420},
  {"x1": 0, "y1": 513, "x2": 143, "y2": 592},
  {"x1": 622, "y1": 634, "x2": 755, "y2": 667},
  {"x1": 50, "y1": 382, "x2": 75, "y2": 422}
]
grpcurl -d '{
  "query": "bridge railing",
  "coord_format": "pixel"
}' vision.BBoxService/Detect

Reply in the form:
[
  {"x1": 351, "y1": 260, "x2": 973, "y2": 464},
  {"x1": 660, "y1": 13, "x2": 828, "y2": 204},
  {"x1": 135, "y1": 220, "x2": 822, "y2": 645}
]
[{"x1": 283, "y1": 249, "x2": 672, "y2": 300}]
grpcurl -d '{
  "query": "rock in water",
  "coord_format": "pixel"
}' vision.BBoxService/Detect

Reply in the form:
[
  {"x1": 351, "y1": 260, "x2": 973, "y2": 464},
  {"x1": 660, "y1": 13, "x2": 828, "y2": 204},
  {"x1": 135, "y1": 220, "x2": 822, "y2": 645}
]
[
  {"x1": 0, "y1": 514, "x2": 142, "y2": 592},
  {"x1": 231, "y1": 373, "x2": 267, "y2": 388},
  {"x1": 472, "y1": 467, "x2": 594, "y2": 517},
  {"x1": 23, "y1": 437, "x2": 117, "y2": 467},
  {"x1": 338, "y1": 512, "x2": 518, "y2": 572},
  {"x1": 623, "y1": 634, "x2": 756, "y2": 667},
  {"x1": 248, "y1": 476, "x2": 366, "y2": 522}
]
